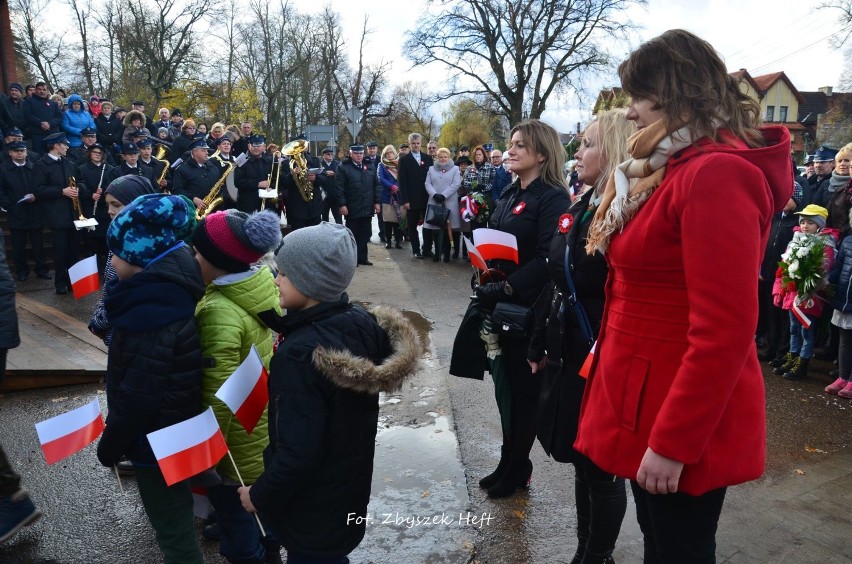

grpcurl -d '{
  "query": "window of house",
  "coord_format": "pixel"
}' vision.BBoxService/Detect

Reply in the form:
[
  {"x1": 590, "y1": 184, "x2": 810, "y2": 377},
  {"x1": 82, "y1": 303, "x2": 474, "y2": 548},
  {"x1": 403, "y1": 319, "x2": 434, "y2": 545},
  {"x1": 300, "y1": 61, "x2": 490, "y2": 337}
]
[
  {"x1": 779, "y1": 106, "x2": 788, "y2": 122},
  {"x1": 766, "y1": 106, "x2": 775, "y2": 122}
]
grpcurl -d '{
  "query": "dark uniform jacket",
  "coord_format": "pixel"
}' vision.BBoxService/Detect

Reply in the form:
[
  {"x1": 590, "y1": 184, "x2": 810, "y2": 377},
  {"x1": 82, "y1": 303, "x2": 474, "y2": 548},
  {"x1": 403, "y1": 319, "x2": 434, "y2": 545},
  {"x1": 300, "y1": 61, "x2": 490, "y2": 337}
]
[
  {"x1": 23, "y1": 95, "x2": 63, "y2": 141},
  {"x1": 109, "y1": 162, "x2": 155, "y2": 185},
  {"x1": 234, "y1": 154, "x2": 273, "y2": 213},
  {"x1": 334, "y1": 158, "x2": 379, "y2": 219},
  {"x1": 97, "y1": 245, "x2": 205, "y2": 466},
  {"x1": 33, "y1": 154, "x2": 85, "y2": 229},
  {"x1": 0, "y1": 159, "x2": 43, "y2": 229},
  {"x1": 76, "y1": 161, "x2": 116, "y2": 236},
  {"x1": 140, "y1": 158, "x2": 170, "y2": 193},
  {"x1": 398, "y1": 151, "x2": 433, "y2": 210},
  {"x1": 172, "y1": 158, "x2": 220, "y2": 202},
  {"x1": 67, "y1": 145, "x2": 116, "y2": 167},
  {"x1": 281, "y1": 158, "x2": 323, "y2": 221}
]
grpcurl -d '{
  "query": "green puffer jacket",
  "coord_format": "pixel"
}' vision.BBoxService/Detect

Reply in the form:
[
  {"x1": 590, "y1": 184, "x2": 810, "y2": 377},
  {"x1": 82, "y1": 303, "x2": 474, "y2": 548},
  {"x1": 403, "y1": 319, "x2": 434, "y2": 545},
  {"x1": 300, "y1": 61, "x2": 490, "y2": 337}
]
[{"x1": 196, "y1": 266, "x2": 281, "y2": 483}]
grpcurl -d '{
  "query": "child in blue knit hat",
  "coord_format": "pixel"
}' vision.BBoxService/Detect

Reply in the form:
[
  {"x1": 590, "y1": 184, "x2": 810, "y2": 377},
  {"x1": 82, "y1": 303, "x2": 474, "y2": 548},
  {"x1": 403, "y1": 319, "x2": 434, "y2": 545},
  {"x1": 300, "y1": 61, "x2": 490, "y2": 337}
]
[{"x1": 96, "y1": 194, "x2": 206, "y2": 564}]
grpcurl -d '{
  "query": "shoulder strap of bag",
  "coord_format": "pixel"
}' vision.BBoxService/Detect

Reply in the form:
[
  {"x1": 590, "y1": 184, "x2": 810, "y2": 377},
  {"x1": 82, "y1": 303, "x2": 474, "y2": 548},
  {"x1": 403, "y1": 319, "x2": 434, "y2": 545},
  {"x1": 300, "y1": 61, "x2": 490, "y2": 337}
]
[{"x1": 563, "y1": 241, "x2": 595, "y2": 347}]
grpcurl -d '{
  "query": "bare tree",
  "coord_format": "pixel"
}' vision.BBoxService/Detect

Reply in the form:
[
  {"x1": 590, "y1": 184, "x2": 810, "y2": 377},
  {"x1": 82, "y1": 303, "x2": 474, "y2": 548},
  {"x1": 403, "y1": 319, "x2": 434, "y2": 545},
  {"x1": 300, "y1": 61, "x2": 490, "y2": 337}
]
[
  {"x1": 65, "y1": 0, "x2": 95, "y2": 94},
  {"x1": 10, "y1": 0, "x2": 66, "y2": 89},
  {"x1": 122, "y1": 0, "x2": 216, "y2": 105},
  {"x1": 404, "y1": 0, "x2": 643, "y2": 125},
  {"x1": 819, "y1": 1, "x2": 852, "y2": 46}
]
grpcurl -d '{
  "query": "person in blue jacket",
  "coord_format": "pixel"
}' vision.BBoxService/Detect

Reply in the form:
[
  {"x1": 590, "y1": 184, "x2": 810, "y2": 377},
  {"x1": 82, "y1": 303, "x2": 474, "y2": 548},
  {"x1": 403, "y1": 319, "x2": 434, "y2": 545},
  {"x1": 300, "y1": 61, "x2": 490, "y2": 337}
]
[{"x1": 62, "y1": 94, "x2": 96, "y2": 148}]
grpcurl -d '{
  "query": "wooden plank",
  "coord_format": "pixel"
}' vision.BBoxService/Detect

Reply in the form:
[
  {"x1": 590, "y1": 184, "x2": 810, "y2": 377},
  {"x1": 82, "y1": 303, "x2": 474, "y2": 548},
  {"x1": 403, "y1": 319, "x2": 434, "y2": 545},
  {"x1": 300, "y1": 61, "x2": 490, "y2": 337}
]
[{"x1": 15, "y1": 293, "x2": 109, "y2": 353}]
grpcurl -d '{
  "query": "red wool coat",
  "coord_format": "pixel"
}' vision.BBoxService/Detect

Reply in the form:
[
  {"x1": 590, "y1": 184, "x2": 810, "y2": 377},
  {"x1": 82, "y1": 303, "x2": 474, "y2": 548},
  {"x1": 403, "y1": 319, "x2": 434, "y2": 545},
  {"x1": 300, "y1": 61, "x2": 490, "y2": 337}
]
[{"x1": 575, "y1": 126, "x2": 792, "y2": 495}]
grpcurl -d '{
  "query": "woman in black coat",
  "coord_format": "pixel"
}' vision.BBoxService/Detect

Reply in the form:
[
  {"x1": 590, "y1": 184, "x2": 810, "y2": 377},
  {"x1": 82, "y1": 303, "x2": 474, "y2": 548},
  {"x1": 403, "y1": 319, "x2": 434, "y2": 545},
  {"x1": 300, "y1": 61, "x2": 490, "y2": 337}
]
[
  {"x1": 528, "y1": 110, "x2": 634, "y2": 563},
  {"x1": 469, "y1": 119, "x2": 570, "y2": 498}
]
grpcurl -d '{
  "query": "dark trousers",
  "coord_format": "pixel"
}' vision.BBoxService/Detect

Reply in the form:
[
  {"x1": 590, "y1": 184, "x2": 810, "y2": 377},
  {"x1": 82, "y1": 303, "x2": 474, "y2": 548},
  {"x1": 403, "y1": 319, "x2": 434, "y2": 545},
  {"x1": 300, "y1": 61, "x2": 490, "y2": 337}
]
[
  {"x1": 630, "y1": 481, "x2": 726, "y2": 564},
  {"x1": 406, "y1": 208, "x2": 433, "y2": 255},
  {"x1": 289, "y1": 216, "x2": 322, "y2": 231},
  {"x1": 0, "y1": 349, "x2": 22, "y2": 498},
  {"x1": 572, "y1": 457, "x2": 627, "y2": 562},
  {"x1": 345, "y1": 216, "x2": 372, "y2": 263},
  {"x1": 758, "y1": 280, "x2": 789, "y2": 358},
  {"x1": 384, "y1": 222, "x2": 403, "y2": 244},
  {"x1": 52, "y1": 227, "x2": 79, "y2": 291},
  {"x1": 493, "y1": 338, "x2": 540, "y2": 478},
  {"x1": 838, "y1": 326, "x2": 852, "y2": 380},
  {"x1": 207, "y1": 484, "x2": 266, "y2": 563},
  {"x1": 9, "y1": 228, "x2": 48, "y2": 277},
  {"x1": 376, "y1": 210, "x2": 385, "y2": 240},
  {"x1": 322, "y1": 199, "x2": 343, "y2": 224},
  {"x1": 135, "y1": 465, "x2": 203, "y2": 564}
]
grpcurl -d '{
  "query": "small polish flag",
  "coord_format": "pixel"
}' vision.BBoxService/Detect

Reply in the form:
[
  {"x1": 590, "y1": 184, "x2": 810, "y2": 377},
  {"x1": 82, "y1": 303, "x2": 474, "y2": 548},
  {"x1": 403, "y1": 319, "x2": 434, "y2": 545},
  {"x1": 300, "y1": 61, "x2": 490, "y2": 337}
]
[
  {"x1": 214, "y1": 345, "x2": 269, "y2": 434},
  {"x1": 35, "y1": 397, "x2": 105, "y2": 465},
  {"x1": 473, "y1": 228, "x2": 519, "y2": 264},
  {"x1": 792, "y1": 301, "x2": 812, "y2": 329},
  {"x1": 68, "y1": 255, "x2": 99, "y2": 299},
  {"x1": 578, "y1": 341, "x2": 597, "y2": 379},
  {"x1": 462, "y1": 236, "x2": 489, "y2": 271},
  {"x1": 147, "y1": 407, "x2": 228, "y2": 486}
]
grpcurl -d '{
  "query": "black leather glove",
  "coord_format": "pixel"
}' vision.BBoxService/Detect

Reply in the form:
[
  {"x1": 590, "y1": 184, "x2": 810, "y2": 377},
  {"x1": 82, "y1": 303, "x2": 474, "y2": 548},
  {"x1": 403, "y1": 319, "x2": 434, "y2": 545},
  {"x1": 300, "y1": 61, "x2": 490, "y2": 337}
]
[
  {"x1": 432, "y1": 193, "x2": 446, "y2": 203},
  {"x1": 473, "y1": 281, "x2": 512, "y2": 307}
]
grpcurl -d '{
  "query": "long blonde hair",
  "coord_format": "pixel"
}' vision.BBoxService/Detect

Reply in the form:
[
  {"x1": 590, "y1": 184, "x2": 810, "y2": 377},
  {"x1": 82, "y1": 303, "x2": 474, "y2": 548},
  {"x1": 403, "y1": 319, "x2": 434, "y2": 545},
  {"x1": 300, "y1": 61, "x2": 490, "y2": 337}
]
[
  {"x1": 586, "y1": 109, "x2": 636, "y2": 193},
  {"x1": 509, "y1": 119, "x2": 568, "y2": 190}
]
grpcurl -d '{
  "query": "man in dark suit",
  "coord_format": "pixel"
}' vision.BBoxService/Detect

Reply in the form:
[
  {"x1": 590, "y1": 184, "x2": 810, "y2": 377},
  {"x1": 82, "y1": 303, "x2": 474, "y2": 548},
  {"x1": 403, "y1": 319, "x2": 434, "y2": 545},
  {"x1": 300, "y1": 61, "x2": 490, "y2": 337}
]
[
  {"x1": 23, "y1": 82, "x2": 63, "y2": 151},
  {"x1": 398, "y1": 132, "x2": 434, "y2": 258},
  {"x1": 335, "y1": 144, "x2": 380, "y2": 265},
  {"x1": 317, "y1": 146, "x2": 341, "y2": 224}
]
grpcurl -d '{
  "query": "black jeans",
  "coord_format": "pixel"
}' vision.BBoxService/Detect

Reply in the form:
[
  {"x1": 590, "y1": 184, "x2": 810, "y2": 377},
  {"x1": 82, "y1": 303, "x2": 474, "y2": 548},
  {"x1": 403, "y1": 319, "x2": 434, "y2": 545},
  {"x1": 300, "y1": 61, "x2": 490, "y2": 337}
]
[
  {"x1": 573, "y1": 457, "x2": 626, "y2": 562},
  {"x1": 0, "y1": 349, "x2": 22, "y2": 497},
  {"x1": 630, "y1": 481, "x2": 726, "y2": 564},
  {"x1": 344, "y1": 216, "x2": 372, "y2": 263}
]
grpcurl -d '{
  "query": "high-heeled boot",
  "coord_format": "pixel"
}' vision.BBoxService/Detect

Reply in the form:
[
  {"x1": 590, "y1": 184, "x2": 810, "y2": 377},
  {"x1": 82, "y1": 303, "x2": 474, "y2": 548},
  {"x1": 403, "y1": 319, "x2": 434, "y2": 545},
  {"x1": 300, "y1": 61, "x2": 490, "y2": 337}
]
[
  {"x1": 478, "y1": 445, "x2": 509, "y2": 489},
  {"x1": 486, "y1": 458, "x2": 532, "y2": 498}
]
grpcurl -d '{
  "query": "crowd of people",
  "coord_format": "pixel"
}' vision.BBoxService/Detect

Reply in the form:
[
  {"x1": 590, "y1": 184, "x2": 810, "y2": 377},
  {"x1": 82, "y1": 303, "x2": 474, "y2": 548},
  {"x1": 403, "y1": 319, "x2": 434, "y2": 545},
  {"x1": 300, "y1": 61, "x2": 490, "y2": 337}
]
[{"x1": 0, "y1": 27, "x2": 843, "y2": 564}]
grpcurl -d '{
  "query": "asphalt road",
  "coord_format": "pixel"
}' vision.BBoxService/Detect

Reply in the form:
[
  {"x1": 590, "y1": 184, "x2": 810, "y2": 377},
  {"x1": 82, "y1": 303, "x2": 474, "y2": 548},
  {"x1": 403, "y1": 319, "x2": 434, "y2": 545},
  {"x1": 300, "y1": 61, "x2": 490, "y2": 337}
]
[{"x1": 2, "y1": 226, "x2": 851, "y2": 563}]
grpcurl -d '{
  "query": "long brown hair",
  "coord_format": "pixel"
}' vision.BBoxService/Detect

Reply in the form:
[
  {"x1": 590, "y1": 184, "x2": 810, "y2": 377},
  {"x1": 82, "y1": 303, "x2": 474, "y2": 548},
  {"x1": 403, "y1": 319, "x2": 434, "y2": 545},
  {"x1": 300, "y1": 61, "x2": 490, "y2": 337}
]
[
  {"x1": 619, "y1": 29, "x2": 763, "y2": 148},
  {"x1": 509, "y1": 119, "x2": 568, "y2": 190}
]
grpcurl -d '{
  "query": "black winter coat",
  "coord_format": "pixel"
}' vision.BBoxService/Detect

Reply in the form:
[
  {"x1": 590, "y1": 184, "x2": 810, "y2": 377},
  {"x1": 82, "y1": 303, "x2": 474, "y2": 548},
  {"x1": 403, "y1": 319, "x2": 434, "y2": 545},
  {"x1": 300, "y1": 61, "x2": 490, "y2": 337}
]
[
  {"x1": 33, "y1": 155, "x2": 85, "y2": 229},
  {"x1": 97, "y1": 244, "x2": 206, "y2": 467},
  {"x1": 334, "y1": 158, "x2": 379, "y2": 219},
  {"x1": 529, "y1": 189, "x2": 605, "y2": 463},
  {"x1": 94, "y1": 113, "x2": 122, "y2": 152},
  {"x1": 760, "y1": 211, "x2": 798, "y2": 281},
  {"x1": 281, "y1": 160, "x2": 323, "y2": 221},
  {"x1": 830, "y1": 234, "x2": 852, "y2": 312},
  {"x1": 0, "y1": 95, "x2": 26, "y2": 134},
  {"x1": 109, "y1": 161, "x2": 156, "y2": 185},
  {"x1": 172, "y1": 159, "x2": 220, "y2": 201},
  {"x1": 0, "y1": 159, "x2": 44, "y2": 229},
  {"x1": 234, "y1": 154, "x2": 272, "y2": 213},
  {"x1": 251, "y1": 299, "x2": 419, "y2": 559},
  {"x1": 76, "y1": 161, "x2": 115, "y2": 237},
  {"x1": 398, "y1": 152, "x2": 433, "y2": 210},
  {"x1": 170, "y1": 132, "x2": 195, "y2": 164},
  {"x1": 0, "y1": 229, "x2": 19, "y2": 352}
]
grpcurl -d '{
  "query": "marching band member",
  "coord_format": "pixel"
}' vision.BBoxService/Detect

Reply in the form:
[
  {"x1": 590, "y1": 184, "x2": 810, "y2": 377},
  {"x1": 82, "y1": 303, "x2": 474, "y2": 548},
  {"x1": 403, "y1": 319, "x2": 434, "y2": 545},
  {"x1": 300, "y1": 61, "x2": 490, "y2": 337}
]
[
  {"x1": 173, "y1": 138, "x2": 221, "y2": 214},
  {"x1": 233, "y1": 135, "x2": 272, "y2": 214}
]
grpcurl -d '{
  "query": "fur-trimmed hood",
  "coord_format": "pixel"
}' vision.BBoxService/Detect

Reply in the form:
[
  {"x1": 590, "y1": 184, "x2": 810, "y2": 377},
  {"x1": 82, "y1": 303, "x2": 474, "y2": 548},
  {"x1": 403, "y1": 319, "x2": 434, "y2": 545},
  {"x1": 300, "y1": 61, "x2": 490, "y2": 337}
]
[
  {"x1": 312, "y1": 305, "x2": 421, "y2": 394},
  {"x1": 123, "y1": 109, "x2": 146, "y2": 127}
]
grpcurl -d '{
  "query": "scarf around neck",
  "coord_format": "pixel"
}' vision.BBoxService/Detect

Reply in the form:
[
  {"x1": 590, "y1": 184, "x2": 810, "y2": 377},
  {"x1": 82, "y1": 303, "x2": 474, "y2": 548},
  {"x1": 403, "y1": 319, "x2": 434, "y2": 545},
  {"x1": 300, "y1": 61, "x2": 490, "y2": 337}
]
[
  {"x1": 829, "y1": 170, "x2": 849, "y2": 194},
  {"x1": 585, "y1": 118, "x2": 695, "y2": 254}
]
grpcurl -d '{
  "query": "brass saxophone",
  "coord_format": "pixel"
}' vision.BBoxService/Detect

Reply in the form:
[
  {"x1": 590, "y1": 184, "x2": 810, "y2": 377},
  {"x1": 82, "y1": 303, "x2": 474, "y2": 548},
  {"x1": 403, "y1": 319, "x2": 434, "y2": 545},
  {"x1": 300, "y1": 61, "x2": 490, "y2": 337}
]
[
  {"x1": 153, "y1": 145, "x2": 171, "y2": 193},
  {"x1": 281, "y1": 139, "x2": 313, "y2": 202},
  {"x1": 195, "y1": 160, "x2": 235, "y2": 220}
]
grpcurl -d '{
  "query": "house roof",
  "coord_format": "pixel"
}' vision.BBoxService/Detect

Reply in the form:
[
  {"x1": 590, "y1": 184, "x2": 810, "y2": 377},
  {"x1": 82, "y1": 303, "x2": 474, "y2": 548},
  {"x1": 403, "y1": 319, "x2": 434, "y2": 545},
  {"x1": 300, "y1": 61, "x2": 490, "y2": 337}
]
[
  {"x1": 751, "y1": 71, "x2": 806, "y2": 104},
  {"x1": 798, "y1": 91, "x2": 829, "y2": 124},
  {"x1": 730, "y1": 69, "x2": 760, "y2": 92}
]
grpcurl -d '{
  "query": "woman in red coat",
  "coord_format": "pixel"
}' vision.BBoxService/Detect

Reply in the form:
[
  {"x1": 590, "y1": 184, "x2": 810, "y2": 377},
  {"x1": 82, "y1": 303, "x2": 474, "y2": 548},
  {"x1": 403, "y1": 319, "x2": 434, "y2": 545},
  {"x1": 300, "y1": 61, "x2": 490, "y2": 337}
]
[{"x1": 576, "y1": 30, "x2": 793, "y2": 563}]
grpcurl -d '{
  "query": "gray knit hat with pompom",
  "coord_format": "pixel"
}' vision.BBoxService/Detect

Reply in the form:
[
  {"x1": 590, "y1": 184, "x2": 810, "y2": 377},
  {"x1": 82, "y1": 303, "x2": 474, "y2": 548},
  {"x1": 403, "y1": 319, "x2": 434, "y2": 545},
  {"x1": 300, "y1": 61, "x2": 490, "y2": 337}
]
[{"x1": 192, "y1": 209, "x2": 282, "y2": 272}]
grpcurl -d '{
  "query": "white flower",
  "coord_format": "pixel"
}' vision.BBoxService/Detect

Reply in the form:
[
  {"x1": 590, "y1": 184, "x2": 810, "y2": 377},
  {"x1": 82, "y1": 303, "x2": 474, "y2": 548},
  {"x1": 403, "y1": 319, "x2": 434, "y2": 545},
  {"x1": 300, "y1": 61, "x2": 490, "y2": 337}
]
[
  {"x1": 788, "y1": 261, "x2": 799, "y2": 274},
  {"x1": 796, "y1": 247, "x2": 810, "y2": 258}
]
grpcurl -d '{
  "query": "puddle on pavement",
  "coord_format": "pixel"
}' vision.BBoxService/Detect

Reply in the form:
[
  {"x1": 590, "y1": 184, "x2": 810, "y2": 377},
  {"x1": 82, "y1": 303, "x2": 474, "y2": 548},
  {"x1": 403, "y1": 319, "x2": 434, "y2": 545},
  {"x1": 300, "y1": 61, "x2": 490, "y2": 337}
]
[
  {"x1": 351, "y1": 416, "x2": 477, "y2": 562},
  {"x1": 357, "y1": 303, "x2": 432, "y2": 356}
]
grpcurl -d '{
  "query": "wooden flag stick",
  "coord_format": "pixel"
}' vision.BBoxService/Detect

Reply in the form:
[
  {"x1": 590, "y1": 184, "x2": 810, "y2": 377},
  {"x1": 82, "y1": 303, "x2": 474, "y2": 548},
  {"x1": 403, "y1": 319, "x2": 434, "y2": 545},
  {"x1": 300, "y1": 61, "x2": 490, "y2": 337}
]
[
  {"x1": 113, "y1": 465, "x2": 124, "y2": 494},
  {"x1": 227, "y1": 449, "x2": 266, "y2": 537}
]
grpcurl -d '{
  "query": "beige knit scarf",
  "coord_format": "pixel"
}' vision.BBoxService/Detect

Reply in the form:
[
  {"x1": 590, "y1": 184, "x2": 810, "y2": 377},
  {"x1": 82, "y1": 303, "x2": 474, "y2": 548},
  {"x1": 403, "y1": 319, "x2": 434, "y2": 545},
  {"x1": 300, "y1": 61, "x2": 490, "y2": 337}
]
[{"x1": 585, "y1": 118, "x2": 695, "y2": 254}]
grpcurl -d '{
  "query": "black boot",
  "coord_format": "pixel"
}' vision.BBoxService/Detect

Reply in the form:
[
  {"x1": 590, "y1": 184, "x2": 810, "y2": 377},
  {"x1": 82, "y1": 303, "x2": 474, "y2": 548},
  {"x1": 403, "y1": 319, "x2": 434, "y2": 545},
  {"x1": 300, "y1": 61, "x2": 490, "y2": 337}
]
[
  {"x1": 478, "y1": 445, "x2": 509, "y2": 489},
  {"x1": 487, "y1": 458, "x2": 532, "y2": 498},
  {"x1": 422, "y1": 229, "x2": 434, "y2": 257},
  {"x1": 773, "y1": 352, "x2": 797, "y2": 375},
  {"x1": 452, "y1": 231, "x2": 461, "y2": 259},
  {"x1": 433, "y1": 230, "x2": 443, "y2": 262},
  {"x1": 783, "y1": 356, "x2": 810, "y2": 380}
]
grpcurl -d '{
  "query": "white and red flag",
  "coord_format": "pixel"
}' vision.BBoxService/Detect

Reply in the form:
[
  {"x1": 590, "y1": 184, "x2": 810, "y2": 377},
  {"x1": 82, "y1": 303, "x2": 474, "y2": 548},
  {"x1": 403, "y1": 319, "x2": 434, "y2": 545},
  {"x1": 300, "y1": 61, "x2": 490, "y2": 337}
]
[
  {"x1": 473, "y1": 228, "x2": 519, "y2": 264},
  {"x1": 68, "y1": 255, "x2": 99, "y2": 299},
  {"x1": 792, "y1": 301, "x2": 812, "y2": 329},
  {"x1": 214, "y1": 345, "x2": 269, "y2": 434},
  {"x1": 147, "y1": 407, "x2": 228, "y2": 486},
  {"x1": 462, "y1": 236, "x2": 489, "y2": 271},
  {"x1": 578, "y1": 341, "x2": 597, "y2": 379},
  {"x1": 35, "y1": 397, "x2": 105, "y2": 465}
]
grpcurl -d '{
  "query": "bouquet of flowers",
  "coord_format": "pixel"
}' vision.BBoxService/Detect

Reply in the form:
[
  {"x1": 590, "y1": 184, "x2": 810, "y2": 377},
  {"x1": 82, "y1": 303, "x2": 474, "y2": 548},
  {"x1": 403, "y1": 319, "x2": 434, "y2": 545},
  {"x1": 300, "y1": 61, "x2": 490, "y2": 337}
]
[{"x1": 778, "y1": 231, "x2": 829, "y2": 305}]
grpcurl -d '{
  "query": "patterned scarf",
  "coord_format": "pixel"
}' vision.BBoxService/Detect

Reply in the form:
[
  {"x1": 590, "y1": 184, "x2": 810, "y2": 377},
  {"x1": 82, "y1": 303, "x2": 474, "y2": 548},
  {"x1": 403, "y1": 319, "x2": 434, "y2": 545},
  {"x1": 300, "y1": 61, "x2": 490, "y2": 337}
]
[{"x1": 585, "y1": 118, "x2": 695, "y2": 254}]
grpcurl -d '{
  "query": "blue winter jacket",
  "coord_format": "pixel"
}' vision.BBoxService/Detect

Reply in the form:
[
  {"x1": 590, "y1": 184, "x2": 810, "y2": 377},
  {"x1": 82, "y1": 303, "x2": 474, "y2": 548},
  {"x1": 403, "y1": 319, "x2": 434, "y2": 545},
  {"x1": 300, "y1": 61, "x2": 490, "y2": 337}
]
[
  {"x1": 377, "y1": 162, "x2": 399, "y2": 204},
  {"x1": 830, "y1": 234, "x2": 852, "y2": 312},
  {"x1": 62, "y1": 94, "x2": 96, "y2": 148}
]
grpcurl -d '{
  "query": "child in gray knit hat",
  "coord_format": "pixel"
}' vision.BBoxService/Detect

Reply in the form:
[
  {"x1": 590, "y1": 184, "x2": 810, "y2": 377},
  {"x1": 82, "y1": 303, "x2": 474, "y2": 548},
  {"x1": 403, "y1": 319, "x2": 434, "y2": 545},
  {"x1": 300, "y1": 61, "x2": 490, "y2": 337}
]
[{"x1": 238, "y1": 221, "x2": 421, "y2": 562}]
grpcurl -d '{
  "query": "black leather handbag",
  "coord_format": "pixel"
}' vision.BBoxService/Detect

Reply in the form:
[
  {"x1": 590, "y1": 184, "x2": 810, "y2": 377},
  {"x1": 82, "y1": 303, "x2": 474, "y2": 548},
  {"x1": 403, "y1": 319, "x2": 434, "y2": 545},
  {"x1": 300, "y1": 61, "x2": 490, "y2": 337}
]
[
  {"x1": 424, "y1": 203, "x2": 450, "y2": 227},
  {"x1": 491, "y1": 301, "x2": 533, "y2": 339}
]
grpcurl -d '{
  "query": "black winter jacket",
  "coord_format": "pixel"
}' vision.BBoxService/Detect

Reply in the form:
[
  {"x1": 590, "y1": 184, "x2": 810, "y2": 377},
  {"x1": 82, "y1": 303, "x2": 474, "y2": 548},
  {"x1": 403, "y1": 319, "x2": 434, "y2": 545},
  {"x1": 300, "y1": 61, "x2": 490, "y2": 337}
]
[
  {"x1": 33, "y1": 155, "x2": 85, "y2": 229},
  {"x1": 97, "y1": 244, "x2": 206, "y2": 467},
  {"x1": 76, "y1": 161, "x2": 115, "y2": 237},
  {"x1": 0, "y1": 159, "x2": 44, "y2": 229},
  {"x1": 250, "y1": 299, "x2": 419, "y2": 559},
  {"x1": 23, "y1": 95, "x2": 62, "y2": 139},
  {"x1": 94, "y1": 113, "x2": 123, "y2": 151},
  {"x1": 233, "y1": 154, "x2": 272, "y2": 213},
  {"x1": 760, "y1": 211, "x2": 799, "y2": 281},
  {"x1": 334, "y1": 158, "x2": 379, "y2": 219}
]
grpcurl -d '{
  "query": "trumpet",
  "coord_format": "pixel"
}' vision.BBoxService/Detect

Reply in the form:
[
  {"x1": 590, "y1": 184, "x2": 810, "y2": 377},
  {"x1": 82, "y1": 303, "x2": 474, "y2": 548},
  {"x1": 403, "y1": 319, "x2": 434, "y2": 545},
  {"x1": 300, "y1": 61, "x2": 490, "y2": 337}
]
[
  {"x1": 69, "y1": 176, "x2": 98, "y2": 230},
  {"x1": 261, "y1": 149, "x2": 282, "y2": 211}
]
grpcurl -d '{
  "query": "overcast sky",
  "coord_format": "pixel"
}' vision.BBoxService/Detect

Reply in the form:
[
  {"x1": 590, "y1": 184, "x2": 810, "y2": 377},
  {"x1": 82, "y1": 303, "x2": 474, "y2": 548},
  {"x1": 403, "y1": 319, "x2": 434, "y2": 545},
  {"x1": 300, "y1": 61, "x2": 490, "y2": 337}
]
[{"x1": 319, "y1": 0, "x2": 849, "y2": 135}]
